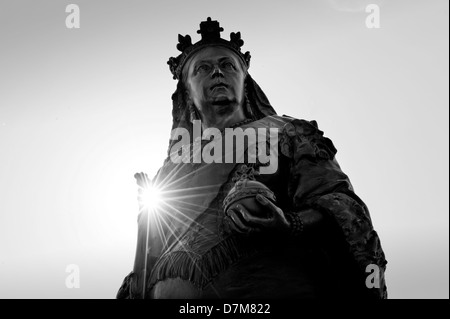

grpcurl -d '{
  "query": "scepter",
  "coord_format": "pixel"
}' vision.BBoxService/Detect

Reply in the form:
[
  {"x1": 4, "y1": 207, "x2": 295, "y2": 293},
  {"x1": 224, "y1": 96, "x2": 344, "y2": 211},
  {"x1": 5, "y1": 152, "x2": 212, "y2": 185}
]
[{"x1": 132, "y1": 172, "x2": 163, "y2": 298}]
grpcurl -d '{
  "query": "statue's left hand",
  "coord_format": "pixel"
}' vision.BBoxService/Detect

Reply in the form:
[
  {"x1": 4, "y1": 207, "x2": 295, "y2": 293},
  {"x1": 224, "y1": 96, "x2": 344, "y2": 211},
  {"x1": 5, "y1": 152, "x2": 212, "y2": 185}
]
[{"x1": 226, "y1": 194, "x2": 290, "y2": 235}]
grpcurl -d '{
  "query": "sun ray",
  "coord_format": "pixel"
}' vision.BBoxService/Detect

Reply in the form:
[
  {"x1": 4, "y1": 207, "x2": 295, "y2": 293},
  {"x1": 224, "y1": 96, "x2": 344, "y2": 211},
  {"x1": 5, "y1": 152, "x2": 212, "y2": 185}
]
[
  {"x1": 136, "y1": 166, "x2": 231, "y2": 297},
  {"x1": 152, "y1": 207, "x2": 207, "y2": 281},
  {"x1": 153, "y1": 204, "x2": 216, "y2": 292}
]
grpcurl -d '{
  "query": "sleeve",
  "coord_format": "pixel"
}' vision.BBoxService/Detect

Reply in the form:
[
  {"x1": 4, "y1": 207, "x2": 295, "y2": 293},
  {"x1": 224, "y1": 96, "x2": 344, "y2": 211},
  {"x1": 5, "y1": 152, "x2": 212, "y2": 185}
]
[{"x1": 279, "y1": 118, "x2": 388, "y2": 299}]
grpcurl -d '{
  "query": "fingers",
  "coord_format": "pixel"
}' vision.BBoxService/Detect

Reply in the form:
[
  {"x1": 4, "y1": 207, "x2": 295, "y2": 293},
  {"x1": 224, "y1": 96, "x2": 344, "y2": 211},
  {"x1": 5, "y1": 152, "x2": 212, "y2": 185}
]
[
  {"x1": 227, "y1": 209, "x2": 253, "y2": 234},
  {"x1": 135, "y1": 172, "x2": 151, "y2": 211},
  {"x1": 256, "y1": 195, "x2": 282, "y2": 216},
  {"x1": 255, "y1": 194, "x2": 273, "y2": 208},
  {"x1": 135, "y1": 172, "x2": 150, "y2": 188},
  {"x1": 254, "y1": 196, "x2": 290, "y2": 232},
  {"x1": 233, "y1": 204, "x2": 271, "y2": 228},
  {"x1": 134, "y1": 172, "x2": 144, "y2": 183},
  {"x1": 226, "y1": 197, "x2": 288, "y2": 235}
]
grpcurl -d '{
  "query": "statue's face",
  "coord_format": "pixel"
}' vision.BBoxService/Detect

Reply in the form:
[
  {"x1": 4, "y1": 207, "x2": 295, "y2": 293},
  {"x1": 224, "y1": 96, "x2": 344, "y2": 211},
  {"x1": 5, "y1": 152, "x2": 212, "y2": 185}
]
[{"x1": 183, "y1": 46, "x2": 246, "y2": 121}]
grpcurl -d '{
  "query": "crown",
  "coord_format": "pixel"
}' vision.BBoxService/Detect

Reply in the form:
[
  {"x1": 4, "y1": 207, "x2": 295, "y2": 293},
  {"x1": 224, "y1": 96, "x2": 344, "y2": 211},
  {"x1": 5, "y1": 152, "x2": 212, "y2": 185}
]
[{"x1": 167, "y1": 17, "x2": 251, "y2": 80}]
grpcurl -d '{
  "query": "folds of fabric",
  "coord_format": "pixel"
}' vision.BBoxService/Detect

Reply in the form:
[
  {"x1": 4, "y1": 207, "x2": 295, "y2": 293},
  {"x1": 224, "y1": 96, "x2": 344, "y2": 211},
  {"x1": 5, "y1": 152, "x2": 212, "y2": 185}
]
[{"x1": 117, "y1": 115, "x2": 387, "y2": 299}]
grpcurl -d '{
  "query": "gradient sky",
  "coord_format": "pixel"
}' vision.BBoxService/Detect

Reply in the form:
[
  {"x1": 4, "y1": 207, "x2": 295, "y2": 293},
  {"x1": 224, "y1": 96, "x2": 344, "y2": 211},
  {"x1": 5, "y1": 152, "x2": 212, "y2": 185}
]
[{"x1": 0, "y1": 0, "x2": 448, "y2": 298}]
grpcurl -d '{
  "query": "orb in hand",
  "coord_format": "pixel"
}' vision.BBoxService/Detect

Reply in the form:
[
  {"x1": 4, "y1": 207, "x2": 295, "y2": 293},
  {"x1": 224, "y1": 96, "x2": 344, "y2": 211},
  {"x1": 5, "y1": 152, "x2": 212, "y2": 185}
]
[{"x1": 223, "y1": 178, "x2": 276, "y2": 218}]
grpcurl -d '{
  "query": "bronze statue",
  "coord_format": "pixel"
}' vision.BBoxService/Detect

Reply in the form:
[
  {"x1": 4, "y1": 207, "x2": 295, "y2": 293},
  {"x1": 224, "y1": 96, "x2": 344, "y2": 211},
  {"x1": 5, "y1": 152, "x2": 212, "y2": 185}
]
[{"x1": 117, "y1": 17, "x2": 387, "y2": 299}]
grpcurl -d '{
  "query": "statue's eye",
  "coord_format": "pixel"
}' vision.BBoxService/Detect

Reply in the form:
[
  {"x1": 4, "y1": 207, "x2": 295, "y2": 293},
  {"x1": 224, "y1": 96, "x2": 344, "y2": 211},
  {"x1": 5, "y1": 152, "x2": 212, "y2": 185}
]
[
  {"x1": 197, "y1": 64, "x2": 211, "y2": 72},
  {"x1": 222, "y1": 62, "x2": 234, "y2": 69}
]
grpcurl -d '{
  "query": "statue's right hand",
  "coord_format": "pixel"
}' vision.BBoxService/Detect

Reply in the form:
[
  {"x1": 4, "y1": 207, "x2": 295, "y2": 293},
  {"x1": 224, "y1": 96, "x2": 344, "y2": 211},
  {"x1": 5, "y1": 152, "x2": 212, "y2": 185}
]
[{"x1": 135, "y1": 172, "x2": 150, "y2": 212}]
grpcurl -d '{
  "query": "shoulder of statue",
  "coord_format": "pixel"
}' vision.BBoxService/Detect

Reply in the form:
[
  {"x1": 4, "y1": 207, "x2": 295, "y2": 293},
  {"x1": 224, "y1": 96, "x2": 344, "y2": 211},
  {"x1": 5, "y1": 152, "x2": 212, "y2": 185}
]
[
  {"x1": 249, "y1": 114, "x2": 300, "y2": 129},
  {"x1": 274, "y1": 115, "x2": 337, "y2": 161},
  {"x1": 256, "y1": 114, "x2": 320, "y2": 130}
]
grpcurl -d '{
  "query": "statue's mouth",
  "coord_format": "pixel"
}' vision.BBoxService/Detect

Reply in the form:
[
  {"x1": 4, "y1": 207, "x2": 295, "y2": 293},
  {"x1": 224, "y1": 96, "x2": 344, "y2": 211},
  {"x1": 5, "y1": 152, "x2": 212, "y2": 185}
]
[{"x1": 210, "y1": 83, "x2": 228, "y2": 90}]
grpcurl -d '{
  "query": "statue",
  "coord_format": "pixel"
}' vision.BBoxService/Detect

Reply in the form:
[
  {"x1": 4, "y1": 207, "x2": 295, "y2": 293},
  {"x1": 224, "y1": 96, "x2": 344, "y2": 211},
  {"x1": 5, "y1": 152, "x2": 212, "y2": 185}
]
[{"x1": 117, "y1": 17, "x2": 387, "y2": 299}]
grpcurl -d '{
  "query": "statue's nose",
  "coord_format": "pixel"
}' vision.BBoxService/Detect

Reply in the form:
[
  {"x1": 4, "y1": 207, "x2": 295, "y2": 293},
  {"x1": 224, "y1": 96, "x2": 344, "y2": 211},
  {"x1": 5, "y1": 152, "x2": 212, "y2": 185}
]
[{"x1": 211, "y1": 65, "x2": 224, "y2": 78}]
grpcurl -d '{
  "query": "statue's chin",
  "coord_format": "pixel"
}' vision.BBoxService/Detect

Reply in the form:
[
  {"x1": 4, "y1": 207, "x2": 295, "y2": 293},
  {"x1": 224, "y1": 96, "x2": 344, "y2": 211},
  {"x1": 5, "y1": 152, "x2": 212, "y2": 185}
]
[
  {"x1": 211, "y1": 94, "x2": 232, "y2": 104},
  {"x1": 209, "y1": 95, "x2": 233, "y2": 113}
]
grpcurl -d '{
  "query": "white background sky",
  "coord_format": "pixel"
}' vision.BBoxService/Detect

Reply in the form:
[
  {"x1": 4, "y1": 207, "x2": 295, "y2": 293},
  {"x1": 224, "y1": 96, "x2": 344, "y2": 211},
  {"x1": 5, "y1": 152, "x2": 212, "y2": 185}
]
[{"x1": 0, "y1": 0, "x2": 448, "y2": 298}]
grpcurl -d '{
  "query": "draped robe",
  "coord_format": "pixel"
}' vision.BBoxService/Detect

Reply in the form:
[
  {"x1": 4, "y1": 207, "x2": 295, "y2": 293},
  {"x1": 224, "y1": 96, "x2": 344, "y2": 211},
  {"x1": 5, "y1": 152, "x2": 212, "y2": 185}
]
[{"x1": 117, "y1": 114, "x2": 388, "y2": 299}]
